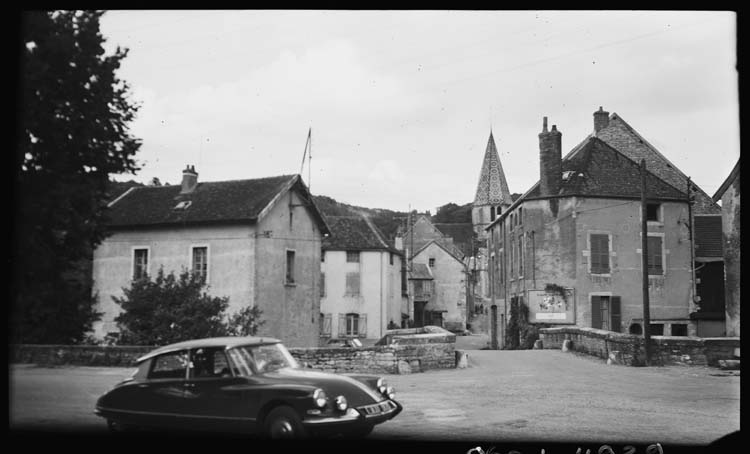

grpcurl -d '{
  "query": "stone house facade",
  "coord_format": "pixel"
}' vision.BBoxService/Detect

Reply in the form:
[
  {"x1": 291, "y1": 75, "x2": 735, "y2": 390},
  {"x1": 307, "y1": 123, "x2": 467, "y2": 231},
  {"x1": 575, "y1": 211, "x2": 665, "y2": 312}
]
[
  {"x1": 320, "y1": 215, "x2": 404, "y2": 342},
  {"x1": 409, "y1": 240, "x2": 468, "y2": 332},
  {"x1": 713, "y1": 159, "x2": 740, "y2": 338},
  {"x1": 486, "y1": 109, "x2": 720, "y2": 343},
  {"x1": 91, "y1": 167, "x2": 330, "y2": 347}
]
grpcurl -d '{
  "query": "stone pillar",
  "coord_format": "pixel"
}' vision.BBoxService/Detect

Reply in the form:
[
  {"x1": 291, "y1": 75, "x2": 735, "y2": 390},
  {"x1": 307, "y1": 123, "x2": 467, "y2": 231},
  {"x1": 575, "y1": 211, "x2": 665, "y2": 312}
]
[{"x1": 490, "y1": 304, "x2": 498, "y2": 350}]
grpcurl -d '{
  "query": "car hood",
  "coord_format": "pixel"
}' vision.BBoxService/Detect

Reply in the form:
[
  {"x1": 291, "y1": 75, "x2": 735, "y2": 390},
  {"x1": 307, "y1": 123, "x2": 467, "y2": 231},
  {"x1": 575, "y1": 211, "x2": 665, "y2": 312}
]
[{"x1": 263, "y1": 368, "x2": 385, "y2": 407}]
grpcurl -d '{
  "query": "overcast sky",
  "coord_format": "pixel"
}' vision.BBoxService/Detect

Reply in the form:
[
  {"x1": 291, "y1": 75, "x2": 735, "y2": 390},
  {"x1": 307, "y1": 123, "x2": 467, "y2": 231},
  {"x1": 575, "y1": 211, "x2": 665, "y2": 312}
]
[{"x1": 99, "y1": 10, "x2": 738, "y2": 213}]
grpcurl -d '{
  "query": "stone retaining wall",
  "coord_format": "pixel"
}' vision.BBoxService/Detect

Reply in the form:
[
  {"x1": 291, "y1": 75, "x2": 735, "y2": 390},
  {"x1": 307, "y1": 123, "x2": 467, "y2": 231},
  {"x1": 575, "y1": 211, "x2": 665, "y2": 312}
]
[
  {"x1": 10, "y1": 328, "x2": 457, "y2": 374},
  {"x1": 539, "y1": 326, "x2": 739, "y2": 366}
]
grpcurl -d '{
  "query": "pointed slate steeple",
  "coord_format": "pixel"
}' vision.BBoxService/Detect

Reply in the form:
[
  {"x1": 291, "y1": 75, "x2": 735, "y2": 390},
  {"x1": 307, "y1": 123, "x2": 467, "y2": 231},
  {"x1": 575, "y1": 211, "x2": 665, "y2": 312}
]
[{"x1": 473, "y1": 131, "x2": 511, "y2": 207}]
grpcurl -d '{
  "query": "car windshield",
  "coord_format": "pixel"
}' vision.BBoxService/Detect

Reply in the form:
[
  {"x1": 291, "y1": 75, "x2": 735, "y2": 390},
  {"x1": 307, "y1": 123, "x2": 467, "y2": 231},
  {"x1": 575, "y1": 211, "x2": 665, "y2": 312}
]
[{"x1": 227, "y1": 343, "x2": 299, "y2": 376}]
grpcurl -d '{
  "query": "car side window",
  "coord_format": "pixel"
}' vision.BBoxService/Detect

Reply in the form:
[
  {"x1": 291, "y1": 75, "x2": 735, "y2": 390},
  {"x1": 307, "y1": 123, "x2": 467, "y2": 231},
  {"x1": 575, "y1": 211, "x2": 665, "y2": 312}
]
[
  {"x1": 189, "y1": 347, "x2": 232, "y2": 379},
  {"x1": 148, "y1": 350, "x2": 189, "y2": 380}
]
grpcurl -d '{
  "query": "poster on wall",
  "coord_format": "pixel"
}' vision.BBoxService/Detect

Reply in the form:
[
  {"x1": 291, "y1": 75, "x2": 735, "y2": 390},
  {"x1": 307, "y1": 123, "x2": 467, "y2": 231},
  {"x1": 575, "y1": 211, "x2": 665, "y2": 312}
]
[{"x1": 527, "y1": 287, "x2": 575, "y2": 324}]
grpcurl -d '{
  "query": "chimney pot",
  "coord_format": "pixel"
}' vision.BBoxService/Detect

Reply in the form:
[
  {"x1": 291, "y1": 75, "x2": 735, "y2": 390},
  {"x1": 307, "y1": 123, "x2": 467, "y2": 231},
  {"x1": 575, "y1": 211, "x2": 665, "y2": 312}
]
[{"x1": 542, "y1": 117, "x2": 548, "y2": 132}]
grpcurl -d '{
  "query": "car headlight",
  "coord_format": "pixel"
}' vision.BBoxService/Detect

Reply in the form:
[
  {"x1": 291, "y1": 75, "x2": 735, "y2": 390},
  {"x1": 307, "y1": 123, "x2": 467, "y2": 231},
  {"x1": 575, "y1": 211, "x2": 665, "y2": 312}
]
[
  {"x1": 377, "y1": 377, "x2": 387, "y2": 394},
  {"x1": 386, "y1": 386, "x2": 395, "y2": 400},
  {"x1": 313, "y1": 388, "x2": 327, "y2": 408},
  {"x1": 335, "y1": 395, "x2": 348, "y2": 411}
]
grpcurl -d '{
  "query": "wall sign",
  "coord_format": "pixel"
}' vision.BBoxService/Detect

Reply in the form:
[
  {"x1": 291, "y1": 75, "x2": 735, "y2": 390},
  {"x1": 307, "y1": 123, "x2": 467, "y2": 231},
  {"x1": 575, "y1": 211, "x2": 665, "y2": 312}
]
[{"x1": 527, "y1": 288, "x2": 576, "y2": 324}]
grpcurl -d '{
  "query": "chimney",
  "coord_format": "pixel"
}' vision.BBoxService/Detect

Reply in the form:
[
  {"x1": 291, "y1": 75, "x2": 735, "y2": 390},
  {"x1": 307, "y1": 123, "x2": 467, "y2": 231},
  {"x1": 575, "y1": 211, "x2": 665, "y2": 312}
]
[
  {"x1": 593, "y1": 106, "x2": 609, "y2": 133},
  {"x1": 539, "y1": 117, "x2": 562, "y2": 197},
  {"x1": 180, "y1": 165, "x2": 198, "y2": 194}
]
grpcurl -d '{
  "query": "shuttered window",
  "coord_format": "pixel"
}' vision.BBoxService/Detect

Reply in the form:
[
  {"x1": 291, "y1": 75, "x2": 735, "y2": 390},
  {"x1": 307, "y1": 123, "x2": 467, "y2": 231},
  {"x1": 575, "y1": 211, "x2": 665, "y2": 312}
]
[
  {"x1": 339, "y1": 313, "x2": 367, "y2": 337},
  {"x1": 320, "y1": 313, "x2": 331, "y2": 337},
  {"x1": 345, "y1": 272, "x2": 360, "y2": 296},
  {"x1": 590, "y1": 234, "x2": 610, "y2": 274},
  {"x1": 286, "y1": 250, "x2": 295, "y2": 284},
  {"x1": 647, "y1": 236, "x2": 663, "y2": 275},
  {"x1": 591, "y1": 295, "x2": 620, "y2": 332},
  {"x1": 192, "y1": 246, "x2": 208, "y2": 282}
]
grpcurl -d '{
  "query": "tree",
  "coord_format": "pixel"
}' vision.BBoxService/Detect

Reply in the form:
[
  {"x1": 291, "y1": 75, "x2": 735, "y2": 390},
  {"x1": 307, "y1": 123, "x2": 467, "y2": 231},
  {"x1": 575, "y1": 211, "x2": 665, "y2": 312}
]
[
  {"x1": 113, "y1": 268, "x2": 230, "y2": 346},
  {"x1": 13, "y1": 11, "x2": 141, "y2": 343},
  {"x1": 226, "y1": 306, "x2": 266, "y2": 337}
]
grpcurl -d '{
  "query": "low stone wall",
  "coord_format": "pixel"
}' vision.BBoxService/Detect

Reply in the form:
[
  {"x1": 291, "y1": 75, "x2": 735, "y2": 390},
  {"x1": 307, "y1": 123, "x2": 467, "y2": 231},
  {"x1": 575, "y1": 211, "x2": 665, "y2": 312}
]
[
  {"x1": 10, "y1": 344, "x2": 152, "y2": 368},
  {"x1": 539, "y1": 327, "x2": 740, "y2": 367},
  {"x1": 10, "y1": 329, "x2": 457, "y2": 374}
]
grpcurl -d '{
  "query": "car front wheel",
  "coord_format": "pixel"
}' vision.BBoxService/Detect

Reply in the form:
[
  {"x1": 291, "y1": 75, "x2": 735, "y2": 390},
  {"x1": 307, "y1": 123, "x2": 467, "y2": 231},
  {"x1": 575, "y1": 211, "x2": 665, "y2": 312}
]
[{"x1": 264, "y1": 406, "x2": 307, "y2": 439}]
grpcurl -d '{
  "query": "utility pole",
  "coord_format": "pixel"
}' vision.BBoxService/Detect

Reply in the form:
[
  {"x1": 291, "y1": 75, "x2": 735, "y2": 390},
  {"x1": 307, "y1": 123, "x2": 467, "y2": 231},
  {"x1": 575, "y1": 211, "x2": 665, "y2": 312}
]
[{"x1": 640, "y1": 159, "x2": 652, "y2": 366}]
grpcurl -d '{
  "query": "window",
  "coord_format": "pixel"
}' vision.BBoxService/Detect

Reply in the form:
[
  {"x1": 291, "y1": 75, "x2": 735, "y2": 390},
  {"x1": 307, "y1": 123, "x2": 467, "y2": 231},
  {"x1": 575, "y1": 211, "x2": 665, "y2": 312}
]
[
  {"x1": 509, "y1": 237, "x2": 515, "y2": 277},
  {"x1": 289, "y1": 210, "x2": 294, "y2": 231},
  {"x1": 189, "y1": 347, "x2": 231, "y2": 378},
  {"x1": 148, "y1": 350, "x2": 188, "y2": 380},
  {"x1": 590, "y1": 234, "x2": 610, "y2": 274},
  {"x1": 517, "y1": 235, "x2": 524, "y2": 277},
  {"x1": 518, "y1": 207, "x2": 523, "y2": 225},
  {"x1": 671, "y1": 324, "x2": 688, "y2": 336},
  {"x1": 192, "y1": 246, "x2": 208, "y2": 281},
  {"x1": 490, "y1": 206, "x2": 496, "y2": 219},
  {"x1": 320, "y1": 313, "x2": 332, "y2": 337},
  {"x1": 286, "y1": 250, "x2": 296, "y2": 284},
  {"x1": 345, "y1": 272, "x2": 360, "y2": 296},
  {"x1": 649, "y1": 323, "x2": 664, "y2": 336},
  {"x1": 321, "y1": 251, "x2": 325, "y2": 262},
  {"x1": 646, "y1": 203, "x2": 661, "y2": 222},
  {"x1": 429, "y1": 258, "x2": 435, "y2": 268},
  {"x1": 339, "y1": 313, "x2": 367, "y2": 337},
  {"x1": 320, "y1": 272, "x2": 326, "y2": 297},
  {"x1": 133, "y1": 248, "x2": 149, "y2": 280},
  {"x1": 346, "y1": 251, "x2": 360, "y2": 263},
  {"x1": 629, "y1": 323, "x2": 643, "y2": 335},
  {"x1": 389, "y1": 253, "x2": 394, "y2": 265},
  {"x1": 647, "y1": 236, "x2": 663, "y2": 275},
  {"x1": 591, "y1": 295, "x2": 621, "y2": 332}
]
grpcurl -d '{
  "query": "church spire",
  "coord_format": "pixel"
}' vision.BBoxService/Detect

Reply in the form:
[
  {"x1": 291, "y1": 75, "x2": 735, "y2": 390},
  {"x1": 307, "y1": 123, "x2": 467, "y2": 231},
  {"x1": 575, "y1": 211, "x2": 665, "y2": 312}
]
[{"x1": 473, "y1": 130, "x2": 511, "y2": 207}]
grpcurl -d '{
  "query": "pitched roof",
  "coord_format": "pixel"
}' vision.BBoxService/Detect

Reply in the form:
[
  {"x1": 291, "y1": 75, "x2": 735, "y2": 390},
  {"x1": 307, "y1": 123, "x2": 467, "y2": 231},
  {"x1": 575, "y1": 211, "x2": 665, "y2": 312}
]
[
  {"x1": 413, "y1": 239, "x2": 466, "y2": 264},
  {"x1": 523, "y1": 137, "x2": 687, "y2": 201},
  {"x1": 408, "y1": 263, "x2": 433, "y2": 280},
  {"x1": 323, "y1": 215, "x2": 397, "y2": 252},
  {"x1": 473, "y1": 131, "x2": 512, "y2": 206},
  {"x1": 713, "y1": 159, "x2": 740, "y2": 201},
  {"x1": 105, "y1": 174, "x2": 329, "y2": 233},
  {"x1": 694, "y1": 215, "x2": 723, "y2": 258},
  {"x1": 591, "y1": 113, "x2": 720, "y2": 214},
  {"x1": 433, "y1": 222, "x2": 475, "y2": 255}
]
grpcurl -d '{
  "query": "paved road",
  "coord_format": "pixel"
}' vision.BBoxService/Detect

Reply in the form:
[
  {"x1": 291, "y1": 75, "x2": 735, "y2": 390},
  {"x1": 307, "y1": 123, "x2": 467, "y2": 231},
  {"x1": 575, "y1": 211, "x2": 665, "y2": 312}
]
[{"x1": 9, "y1": 346, "x2": 739, "y2": 445}]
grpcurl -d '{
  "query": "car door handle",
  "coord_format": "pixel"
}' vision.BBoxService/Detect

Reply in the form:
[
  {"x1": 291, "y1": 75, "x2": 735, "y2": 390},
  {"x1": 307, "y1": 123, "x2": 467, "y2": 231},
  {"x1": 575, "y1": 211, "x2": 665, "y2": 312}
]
[
  {"x1": 183, "y1": 383, "x2": 196, "y2": 388},
  {"x1": 137, "y1": 384, "x2": 149, "y2": 388}
]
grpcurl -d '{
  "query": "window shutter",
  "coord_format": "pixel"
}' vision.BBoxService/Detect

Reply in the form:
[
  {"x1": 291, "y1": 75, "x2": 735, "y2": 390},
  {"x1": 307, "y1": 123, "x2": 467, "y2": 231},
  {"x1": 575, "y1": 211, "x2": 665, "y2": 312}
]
[
  {"x1": 320, "y1": 272, "x2": 326, "y2": 298},
  {"x1": 591, "y1": 296, "x2": 602, "y2": 329},
  {"x1": 338, "y1": 314, "x2": 346, "y2": 336},
  {"x1": 359, "y1": 314, "x2": 367, "y2": 338},
  {"x1": 346, "y1": 272, "x2": 361, "y2": 296},
  {"x1": 610, "y1": 296, "x2": 621, "y2": 333}
]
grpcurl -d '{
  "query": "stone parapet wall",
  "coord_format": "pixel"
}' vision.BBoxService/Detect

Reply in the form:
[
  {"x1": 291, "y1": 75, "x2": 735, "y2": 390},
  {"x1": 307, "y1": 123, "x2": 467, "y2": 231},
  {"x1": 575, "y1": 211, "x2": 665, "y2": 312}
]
[
  {"x1": 10, "y1": 344, "x2": 153, "y2": 368},
  {"x1": 11, "y1": 336, "x2": 456, "y2": 374},
  {"x1": 539, "y1": 327, "x2": 739, "y2": 367}
]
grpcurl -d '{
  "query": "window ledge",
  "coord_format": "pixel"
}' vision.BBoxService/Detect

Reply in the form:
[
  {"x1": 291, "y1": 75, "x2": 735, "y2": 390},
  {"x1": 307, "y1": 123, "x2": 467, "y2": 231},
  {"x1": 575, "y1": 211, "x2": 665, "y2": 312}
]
[{"x1": 285, "y1": 282, "x2": 297, "y2": 287}]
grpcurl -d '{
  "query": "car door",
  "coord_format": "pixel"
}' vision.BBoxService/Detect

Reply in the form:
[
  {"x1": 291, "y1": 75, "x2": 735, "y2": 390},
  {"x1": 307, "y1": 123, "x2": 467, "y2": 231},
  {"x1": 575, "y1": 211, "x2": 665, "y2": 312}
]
[
  {"x1": 140, "y1": 349, "x2": 190, "y2": 428},
  {"x1": 181, "y1": 347, "x2": 256, "y2": 432}
]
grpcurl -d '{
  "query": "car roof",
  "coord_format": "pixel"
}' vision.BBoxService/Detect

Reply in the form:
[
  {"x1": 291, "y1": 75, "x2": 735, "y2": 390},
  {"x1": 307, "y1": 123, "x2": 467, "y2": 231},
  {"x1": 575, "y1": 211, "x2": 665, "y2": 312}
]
[{"x1": 136, "y1": 336, "x2": 281, "y2": 363}]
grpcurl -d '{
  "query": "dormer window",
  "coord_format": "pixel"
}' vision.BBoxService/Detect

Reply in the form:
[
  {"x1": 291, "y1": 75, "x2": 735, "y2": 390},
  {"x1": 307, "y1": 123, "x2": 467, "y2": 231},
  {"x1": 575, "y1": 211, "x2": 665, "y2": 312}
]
[
  {"x1": 563, "y1": 170, "x2": 575, "y2": 181},
  {"x1": 174, "y1": 200, "x2": 192, "y2": 210}
]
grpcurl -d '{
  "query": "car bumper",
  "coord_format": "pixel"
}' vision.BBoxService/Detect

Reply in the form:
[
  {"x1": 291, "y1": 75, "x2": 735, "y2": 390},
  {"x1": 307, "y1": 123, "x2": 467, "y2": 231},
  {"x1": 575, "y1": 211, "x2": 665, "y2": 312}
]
[{"x1": 302, "y1": 399, "x2": 402, "y2": 432}]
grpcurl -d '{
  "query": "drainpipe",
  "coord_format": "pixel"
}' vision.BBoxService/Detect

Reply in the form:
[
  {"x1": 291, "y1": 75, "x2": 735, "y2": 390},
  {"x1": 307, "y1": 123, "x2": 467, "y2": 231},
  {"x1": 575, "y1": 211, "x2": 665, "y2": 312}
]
[
  {"x1": 380, "y1": 252, "x2": 384, "y2": 338},
  {"x1": 531, "y1": 230, "x2": 536, "y2": 290},
  {"x1": 687, "y1": 177, "x2": 698, "y2": 312}
]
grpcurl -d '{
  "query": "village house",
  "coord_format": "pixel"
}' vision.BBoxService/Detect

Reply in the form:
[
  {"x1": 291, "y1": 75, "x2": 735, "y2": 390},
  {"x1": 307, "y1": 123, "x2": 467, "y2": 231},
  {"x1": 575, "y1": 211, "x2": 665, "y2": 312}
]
[
  {"x1": 395, "y1": 215, "x2": 468, "y2": 331},
  {"x1": 408, "y1": 239, "x2": 468, "y2": 331},
  {"x1": 486, "y1": 108, "x2": 722, "y2": 343},
  {"x1": 91, "y1": 166, "x2": 330, "y2": 347},
  {"x1": 320, "y1": 215, "x2": 405, "y2": 342},
  {"x1": 713, "y1": 159, "x2": 740, "y2": 338}
]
